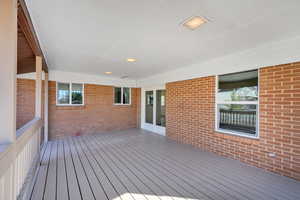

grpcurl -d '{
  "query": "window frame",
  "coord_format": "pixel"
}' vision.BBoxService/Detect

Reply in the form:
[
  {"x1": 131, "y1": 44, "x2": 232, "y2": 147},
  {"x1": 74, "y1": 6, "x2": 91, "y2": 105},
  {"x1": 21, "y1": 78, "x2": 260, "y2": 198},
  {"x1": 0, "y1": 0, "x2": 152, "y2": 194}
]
[
  {"x1": 56, "y1": 82, "x2": 85, "y2": 106},
  {"x1": 215, "y1": 70, "x2": 260, "y2": 139},
  {"x1": 113, "y1": 87, "x2": 131, "y2": 105}
]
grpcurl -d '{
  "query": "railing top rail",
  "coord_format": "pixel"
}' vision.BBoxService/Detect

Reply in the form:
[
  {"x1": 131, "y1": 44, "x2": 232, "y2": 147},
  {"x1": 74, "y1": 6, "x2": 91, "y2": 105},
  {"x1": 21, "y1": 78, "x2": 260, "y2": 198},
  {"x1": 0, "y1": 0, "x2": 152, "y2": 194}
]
[
  {"x1": 220, "y1": 110, "x2": 256, "y2": 114},
  {"x1": 16, "y1": 117, "x2": 41, "y2": 139}
]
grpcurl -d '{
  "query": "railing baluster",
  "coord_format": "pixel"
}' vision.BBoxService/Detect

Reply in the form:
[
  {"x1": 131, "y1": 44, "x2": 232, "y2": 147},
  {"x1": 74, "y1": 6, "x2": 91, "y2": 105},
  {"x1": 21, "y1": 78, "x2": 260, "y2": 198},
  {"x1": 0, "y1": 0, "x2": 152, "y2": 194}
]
[{"x1": 219, "y1": 109, "x2": 256, "y2": 133}]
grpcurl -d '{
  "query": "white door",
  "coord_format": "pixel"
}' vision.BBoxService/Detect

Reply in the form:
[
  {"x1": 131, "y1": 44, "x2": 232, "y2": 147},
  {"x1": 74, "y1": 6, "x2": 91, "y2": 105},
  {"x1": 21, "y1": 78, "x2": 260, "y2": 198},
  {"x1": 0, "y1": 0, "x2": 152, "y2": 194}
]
[{"x1": 141, "y1": 87, "x2": 166, "y2": 135}]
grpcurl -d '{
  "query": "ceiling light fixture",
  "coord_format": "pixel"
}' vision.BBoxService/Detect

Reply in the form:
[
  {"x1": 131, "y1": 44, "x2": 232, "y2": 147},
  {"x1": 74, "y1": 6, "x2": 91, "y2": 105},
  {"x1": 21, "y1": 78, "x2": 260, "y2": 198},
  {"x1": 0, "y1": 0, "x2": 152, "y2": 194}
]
[
  {"x1": 182, "y1": 16, "x2": 207, "y2": 30},
  {"x1": 105, "y1": 71, "x2": 112, "y2": 74},
  {"x1": 127, "y1": 58, "x2": 136, "y2": 62}
]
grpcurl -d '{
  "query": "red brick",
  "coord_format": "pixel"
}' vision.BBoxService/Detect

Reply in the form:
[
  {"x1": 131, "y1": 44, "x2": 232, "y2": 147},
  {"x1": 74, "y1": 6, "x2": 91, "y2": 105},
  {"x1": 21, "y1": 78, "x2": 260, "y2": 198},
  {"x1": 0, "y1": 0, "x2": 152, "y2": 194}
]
[
  {"x1": 17, "y1": 79, "x2": 141, "y2": 140},
  {"x1": 16, "y1": 79, "x2": 36, "y2": 129},
  {"x1": 166, "y1": 63, "x2": 300, "y2": 180}
]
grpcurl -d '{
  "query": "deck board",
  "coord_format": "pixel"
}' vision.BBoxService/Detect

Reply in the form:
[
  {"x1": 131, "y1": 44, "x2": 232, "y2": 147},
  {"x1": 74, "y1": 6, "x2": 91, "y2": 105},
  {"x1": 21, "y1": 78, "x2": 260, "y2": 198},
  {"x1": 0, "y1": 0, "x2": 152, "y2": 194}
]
[
  {"x1": 85, "y1": 135, "x2": 177, "y2": 200},
  {"x1": 63, "y1": 139, "x2": 81, "y2": 200},
  {"x1": 109, "y1": 138, "x2": 231, "y2": 200},
  {"x1": 90, "y1": 134, "x2": 207, "y2": 200},
  {"x1": 85, "y1": 137, "x2": 152, "y2": 200},
  {"x1": 79, "y1": 135, "x2": 134, "y2": 200},
  {"x1": 76, "y1": 137, "x2": 119, "y2": 200},
  {"x1": 71, "y1": 137, "x2": 108, "y2": 200},
  {"x1": 29, "y1": 129, "x2": 300, "y2": 200},
  {"x1": 30, "y1": 142, "x2": 52, "y2": 200},
  {"x1": 118, "y1": 135, "x2": 274, "y2": 200},
  {"x1": 56, "y1": 140, "x2": 69, "y2": 200},
  {"x1": 81, "y1": 135, "x2": 136, "y2": 200},
  {"x1": 44, "y1": 141, "x2": 57, "y2": 200},
  {"x1": 81, "y1": 136, "x2": 174, "y2": 200},
  {"x1": 136, "y1": 133, "x2": 299, "y2": 200},
  {"x1": 67, "y1": 138, "x2": 95, "y2": 200}
]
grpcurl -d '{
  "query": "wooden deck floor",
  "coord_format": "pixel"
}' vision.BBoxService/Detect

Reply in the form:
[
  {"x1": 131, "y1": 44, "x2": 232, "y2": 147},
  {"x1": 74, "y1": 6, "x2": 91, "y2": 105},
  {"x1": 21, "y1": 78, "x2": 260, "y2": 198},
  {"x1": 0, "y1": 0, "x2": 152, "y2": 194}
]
[{"x1": 29, "y1": 129, "x2": 300, "y2": 200}]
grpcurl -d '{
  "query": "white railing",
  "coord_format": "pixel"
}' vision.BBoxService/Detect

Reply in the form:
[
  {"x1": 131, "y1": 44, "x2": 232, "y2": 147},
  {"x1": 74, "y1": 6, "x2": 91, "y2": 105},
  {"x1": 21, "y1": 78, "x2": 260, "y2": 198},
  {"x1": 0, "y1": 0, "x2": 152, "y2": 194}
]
[{"x1": 0, "y1": 118, "x2": 42, "y2": 200}]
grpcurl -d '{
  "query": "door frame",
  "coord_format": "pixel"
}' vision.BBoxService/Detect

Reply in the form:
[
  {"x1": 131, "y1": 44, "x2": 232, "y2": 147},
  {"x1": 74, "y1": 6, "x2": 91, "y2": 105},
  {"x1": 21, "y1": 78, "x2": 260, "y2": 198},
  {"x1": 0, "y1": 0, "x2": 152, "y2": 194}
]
[{"x1": 141, "y1": 85, "x2": 166, "y2": 136}]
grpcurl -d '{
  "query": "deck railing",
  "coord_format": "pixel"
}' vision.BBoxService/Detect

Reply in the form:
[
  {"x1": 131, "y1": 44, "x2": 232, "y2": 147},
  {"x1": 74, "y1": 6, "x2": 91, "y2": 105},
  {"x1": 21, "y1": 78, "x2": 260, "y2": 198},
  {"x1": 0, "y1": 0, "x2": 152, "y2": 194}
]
[
  {"x1": 219, "y1": 109, "x2": 256, "y2": 134},
  {"x1": 0, "y1": 118, "x2": 42, "y2": 200}
]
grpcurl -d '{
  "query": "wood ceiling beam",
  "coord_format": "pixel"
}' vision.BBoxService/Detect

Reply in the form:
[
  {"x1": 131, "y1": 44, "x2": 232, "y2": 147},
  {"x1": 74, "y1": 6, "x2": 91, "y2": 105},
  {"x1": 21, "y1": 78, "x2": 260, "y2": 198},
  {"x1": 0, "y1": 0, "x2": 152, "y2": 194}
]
[{"x1": 17, "y1": 0, "x2": 48, "y2": 73}]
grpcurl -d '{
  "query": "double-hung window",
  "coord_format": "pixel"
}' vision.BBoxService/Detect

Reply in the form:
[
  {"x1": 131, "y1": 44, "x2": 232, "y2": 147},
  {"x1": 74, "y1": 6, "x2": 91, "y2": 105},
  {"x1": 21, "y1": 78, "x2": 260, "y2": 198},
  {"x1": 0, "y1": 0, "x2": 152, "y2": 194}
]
[
  {"x1": 57, "y1": 82, "x2": 84, "y2": 105},
  {"x1": 216, "y1": 70, "x2": 259, "y2": 138},
  {"x1": 114, "y1": 87, "x2": 131, "y2": 105}
]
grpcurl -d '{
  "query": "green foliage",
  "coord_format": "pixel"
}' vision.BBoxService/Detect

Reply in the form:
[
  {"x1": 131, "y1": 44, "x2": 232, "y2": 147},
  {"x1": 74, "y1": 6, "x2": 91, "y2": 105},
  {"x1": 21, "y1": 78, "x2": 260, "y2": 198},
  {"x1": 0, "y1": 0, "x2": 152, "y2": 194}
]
[{"x1": 72, "y1": 92, "x2": 82, "y2": 104}]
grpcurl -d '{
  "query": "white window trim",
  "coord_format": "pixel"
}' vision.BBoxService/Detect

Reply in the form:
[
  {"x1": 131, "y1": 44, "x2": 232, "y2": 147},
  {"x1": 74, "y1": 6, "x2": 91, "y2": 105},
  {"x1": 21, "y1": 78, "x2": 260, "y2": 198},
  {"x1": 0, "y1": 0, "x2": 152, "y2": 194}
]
[
  {"x1": 56, "y1": 82, "x2": 85, "y2": 106},
  {"x1": 113, "y1": 87, "x2": 131, "y2": 105},
  {"x1": 214, "y1": 70, "x2": 260, "y2": 139}
]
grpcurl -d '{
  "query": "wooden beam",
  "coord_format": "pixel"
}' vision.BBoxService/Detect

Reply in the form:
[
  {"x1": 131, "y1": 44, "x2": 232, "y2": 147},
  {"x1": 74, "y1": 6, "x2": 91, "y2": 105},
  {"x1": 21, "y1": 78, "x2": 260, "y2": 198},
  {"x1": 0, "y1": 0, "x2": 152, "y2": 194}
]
[
  {"x1": 17, "y1": 4, "x2": 40, "y2": 56},
  {"x1": 17, "y1": 0, "x2": 48, "y2": 73},
  {"x1": 17, "y1": 57, "x2": 35, "y2": 74}
]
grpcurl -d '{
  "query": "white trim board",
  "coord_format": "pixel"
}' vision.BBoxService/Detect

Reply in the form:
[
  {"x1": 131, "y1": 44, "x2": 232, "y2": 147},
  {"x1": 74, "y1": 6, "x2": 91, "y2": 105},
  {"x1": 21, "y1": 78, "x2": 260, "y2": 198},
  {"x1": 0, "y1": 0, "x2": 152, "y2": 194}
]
[
  {"x1": 17, "y1": 70, "x2": 138, "y2": 88},
  {"x1": 137, "y1": 35, "x2": 300, "y2": 87},
  {"x1": 17, "y1": 35, "x2": 300, "y2": 88}
]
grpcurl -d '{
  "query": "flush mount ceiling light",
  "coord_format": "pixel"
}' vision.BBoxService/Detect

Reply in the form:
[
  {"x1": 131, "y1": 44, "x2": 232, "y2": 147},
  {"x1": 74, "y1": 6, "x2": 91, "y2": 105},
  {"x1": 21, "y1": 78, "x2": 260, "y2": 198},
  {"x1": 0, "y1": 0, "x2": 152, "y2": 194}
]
[
  {"x1": 182, "y1": 16, "x2": 207, "y2": 30},
  {"x1": 127, "y1": 58, "x2": 136, "y2": 62},
  {"x1": 105, "y1": 71, "x2": 112, "y2": 74}
]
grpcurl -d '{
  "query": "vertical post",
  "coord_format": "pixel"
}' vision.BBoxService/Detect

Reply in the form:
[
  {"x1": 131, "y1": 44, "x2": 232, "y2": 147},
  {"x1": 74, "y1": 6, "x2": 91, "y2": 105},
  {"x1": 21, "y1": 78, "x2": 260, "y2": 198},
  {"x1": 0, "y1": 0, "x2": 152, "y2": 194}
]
[
  {"x1": 0, "y1": 1, "x2": 17, "y2": 199},
  {"x1": 44, "y1": 72, "x2": 49, "y2": 142},
  {"x1": 0, "y1": 0, "x2": 17, "y2": 143},
  {"x1": 35, "y1": 56, "x2": 43, "y2": 118},
  {"x1": 35, "y1": 56, "x2": 42, "y2": 151}
]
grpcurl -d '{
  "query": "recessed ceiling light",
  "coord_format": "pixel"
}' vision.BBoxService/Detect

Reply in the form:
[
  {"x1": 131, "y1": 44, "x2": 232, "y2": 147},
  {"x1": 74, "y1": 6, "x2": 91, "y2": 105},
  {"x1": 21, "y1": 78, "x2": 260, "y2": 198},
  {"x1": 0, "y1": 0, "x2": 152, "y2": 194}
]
[
  {"x1": 127, "y1": 58, "x2": 136, "y2": 62},
  {"x1": 182, "y1": 16, "x2": 207, "y2": 30},
  {"x1": 105, "y1": 71, "x2": 112, "y2": 74}
]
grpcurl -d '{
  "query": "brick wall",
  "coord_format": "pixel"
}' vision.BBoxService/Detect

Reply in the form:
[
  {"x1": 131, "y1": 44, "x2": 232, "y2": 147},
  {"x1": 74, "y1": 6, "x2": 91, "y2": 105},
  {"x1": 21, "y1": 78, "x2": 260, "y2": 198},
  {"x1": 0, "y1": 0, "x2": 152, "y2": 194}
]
[
  {"x1": 48, "y1": 81, "x2": 141, "y2": 140},
  {"x1": 16, "y1": 78, "x2": 45, "y2": 130},
  {"x1": 16, "y1": 79, "x2": 35, "y2": 129},
  {"x1": 166, "y1": 62, "x2": 300, "y2": 180}
]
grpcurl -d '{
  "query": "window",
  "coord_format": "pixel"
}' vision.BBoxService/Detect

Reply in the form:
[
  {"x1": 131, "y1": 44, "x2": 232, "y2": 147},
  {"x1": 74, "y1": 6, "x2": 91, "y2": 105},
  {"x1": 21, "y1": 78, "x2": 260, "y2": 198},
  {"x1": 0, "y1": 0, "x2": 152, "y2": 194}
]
[
  {"x1": 57, "y1": 82, "x2": 84, "y2": 105},
  {"x1": 216, "y1": 70, "x2": 259, "y2": 138},
  {"x1": 114, "y1": 87, "x2": 131, "y2": 105},
  {"x1": 114, "y1": 87, "x2": 122, "y2": 104}
]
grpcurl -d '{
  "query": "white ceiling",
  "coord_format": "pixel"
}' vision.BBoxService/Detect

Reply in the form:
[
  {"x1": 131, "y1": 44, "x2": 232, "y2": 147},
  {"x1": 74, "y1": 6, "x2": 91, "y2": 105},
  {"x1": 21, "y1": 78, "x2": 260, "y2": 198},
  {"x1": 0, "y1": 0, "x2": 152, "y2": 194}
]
[{"x1": 25, "y1": 0, "x2": 300, "y2": 80}]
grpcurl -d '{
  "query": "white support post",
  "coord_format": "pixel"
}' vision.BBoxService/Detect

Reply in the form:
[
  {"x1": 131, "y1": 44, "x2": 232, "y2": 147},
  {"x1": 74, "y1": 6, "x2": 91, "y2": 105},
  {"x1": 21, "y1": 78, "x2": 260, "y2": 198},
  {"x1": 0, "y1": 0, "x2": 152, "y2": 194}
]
[
  {"x1": 0, "y1": 1, "x2": 17, "y2": 199},
  {"x1": 0, "y1": 0, "x2": 17, "y2": 144},
  {"x1": 44, "y1": 72, "x2": 49, "y2": 143},
  {"x1": 35, "y1": 56, "x2": 43, "y2": 118},
  {"x1": 35, "y1": 56, "x2": 43, "y2": 150}
]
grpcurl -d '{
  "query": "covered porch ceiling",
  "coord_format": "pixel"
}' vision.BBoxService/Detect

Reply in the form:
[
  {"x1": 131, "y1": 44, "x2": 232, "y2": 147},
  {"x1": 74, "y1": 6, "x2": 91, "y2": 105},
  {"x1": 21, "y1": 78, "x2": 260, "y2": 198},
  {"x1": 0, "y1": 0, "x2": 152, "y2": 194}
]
[{"x1": 25, "y1": 0, "x2": 300, "y2": 79}]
